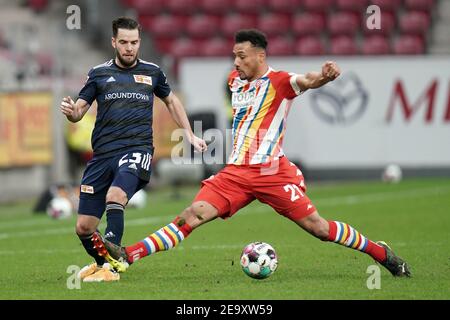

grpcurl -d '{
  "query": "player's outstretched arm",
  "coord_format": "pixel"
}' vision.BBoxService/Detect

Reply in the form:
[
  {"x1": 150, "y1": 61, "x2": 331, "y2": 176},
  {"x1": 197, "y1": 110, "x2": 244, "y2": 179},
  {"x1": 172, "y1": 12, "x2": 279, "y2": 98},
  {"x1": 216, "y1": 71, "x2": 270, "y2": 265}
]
[
  {"x1": 60, "y1": 96, "x2": 91, "y2": 123},
  {"x1": 296, "y1": 61, "x2": 341, "y2": 92},
  {"x1": 162, "y1": 92, "x2": 207, "y2": 152}
]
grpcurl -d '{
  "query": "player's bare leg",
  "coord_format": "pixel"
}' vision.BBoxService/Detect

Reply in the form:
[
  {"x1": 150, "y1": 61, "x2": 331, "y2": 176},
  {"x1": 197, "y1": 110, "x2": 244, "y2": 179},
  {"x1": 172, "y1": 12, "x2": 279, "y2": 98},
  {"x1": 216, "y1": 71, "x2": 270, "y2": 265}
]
[
  {"x1": 293, "y1": 210, "x2": 411, "y2": 277},
  {"x1": 76, "y1": 214, "x2": 103, "y2": 270},
  {"x1": 177, "y1": 201, "x2": 219, "y2": 229},
  {"x1": 93, "y1": 201, "x2": 219, "y2": 266}
]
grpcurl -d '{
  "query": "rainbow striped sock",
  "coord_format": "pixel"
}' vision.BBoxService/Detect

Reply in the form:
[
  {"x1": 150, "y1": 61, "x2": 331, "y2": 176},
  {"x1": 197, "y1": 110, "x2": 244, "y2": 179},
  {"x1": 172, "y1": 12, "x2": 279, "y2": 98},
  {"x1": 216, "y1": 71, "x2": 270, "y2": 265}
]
[
  {"x1": 125, "y1": 218, "x2": 192, "y2": 263},
  {"x1": 327, "y1": 221, "x2": 386, "y2": 262}
]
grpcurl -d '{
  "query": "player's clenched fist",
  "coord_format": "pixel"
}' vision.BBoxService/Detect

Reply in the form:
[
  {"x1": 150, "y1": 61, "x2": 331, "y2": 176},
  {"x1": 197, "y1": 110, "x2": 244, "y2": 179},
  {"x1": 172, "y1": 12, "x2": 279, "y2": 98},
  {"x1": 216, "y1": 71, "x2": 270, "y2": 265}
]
[
  {"x1": 190, "y1": 135, "x2": 208, "y2": 153},
  {"x1": 60, "y1": 96, "x2": 76, "y2": 117},
  {"x1": 322, "y1": 61, "x2": 341, "y2": 81}
]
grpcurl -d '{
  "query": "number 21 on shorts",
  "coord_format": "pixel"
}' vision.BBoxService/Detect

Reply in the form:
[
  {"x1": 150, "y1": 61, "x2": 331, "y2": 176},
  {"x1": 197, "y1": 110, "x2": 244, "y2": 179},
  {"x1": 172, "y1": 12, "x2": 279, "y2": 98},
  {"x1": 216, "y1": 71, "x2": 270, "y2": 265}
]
[{"x1": 283, "y1": 184, "x2": 304, "y2": 202}]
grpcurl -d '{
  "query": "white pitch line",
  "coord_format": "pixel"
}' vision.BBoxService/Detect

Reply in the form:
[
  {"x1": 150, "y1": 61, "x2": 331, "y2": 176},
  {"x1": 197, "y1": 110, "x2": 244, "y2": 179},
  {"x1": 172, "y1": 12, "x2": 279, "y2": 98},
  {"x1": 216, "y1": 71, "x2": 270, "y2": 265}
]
[
  {"x1": 315, "y1": 186, "x2": 450, "y2": 207},
  {"x1": 243, "y1": 185, "x2": 450, "y2": 214},
  {"x1": 0, "y1": 241, "x2": 446, "y2": 256},
  {"x1": 0, "y1": 248, "x2": 81, "y2": 255},
  {"x1": 0, "y1": 218, "x2": 55, "y2": 230},
  {"x1": 0, "y1": 245, "x2": 242, "y2": 255},
  {"x1": 0, "y1": 215, "x2": 171, "y2": 240},
  {"x1": 0, "y1": 185, "x2": 449, "y2": 240}
]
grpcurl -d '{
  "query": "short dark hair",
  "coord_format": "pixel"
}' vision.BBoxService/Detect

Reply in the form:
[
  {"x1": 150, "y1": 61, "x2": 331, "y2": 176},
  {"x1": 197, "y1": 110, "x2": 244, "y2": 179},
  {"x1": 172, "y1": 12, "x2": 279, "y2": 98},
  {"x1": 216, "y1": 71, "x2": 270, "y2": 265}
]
[
  {"x1": 235, "y1": 29, "x2": 268, "y2": 50},
  {"x1": 112, "y1": 17, "x2": 141, "y2": 37}
]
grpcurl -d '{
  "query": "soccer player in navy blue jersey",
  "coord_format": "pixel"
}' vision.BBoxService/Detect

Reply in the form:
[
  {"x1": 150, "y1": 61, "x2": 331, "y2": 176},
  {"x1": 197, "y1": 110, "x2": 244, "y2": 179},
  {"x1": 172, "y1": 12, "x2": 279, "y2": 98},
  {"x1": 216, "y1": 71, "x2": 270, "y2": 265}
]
[{"x1": 60, "y1": 17, "x2": 206, "y2": 282}]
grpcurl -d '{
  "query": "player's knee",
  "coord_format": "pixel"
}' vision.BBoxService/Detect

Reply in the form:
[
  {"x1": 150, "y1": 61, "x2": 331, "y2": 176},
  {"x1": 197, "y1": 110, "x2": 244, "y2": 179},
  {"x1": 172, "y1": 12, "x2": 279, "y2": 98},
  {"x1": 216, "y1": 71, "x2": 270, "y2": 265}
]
[
  {"x1": 75, "y1": 221, "x2": 96, "y2": 236},
  {"x1": 105, "y1": 187, "x2": 127, "y2": 205}
]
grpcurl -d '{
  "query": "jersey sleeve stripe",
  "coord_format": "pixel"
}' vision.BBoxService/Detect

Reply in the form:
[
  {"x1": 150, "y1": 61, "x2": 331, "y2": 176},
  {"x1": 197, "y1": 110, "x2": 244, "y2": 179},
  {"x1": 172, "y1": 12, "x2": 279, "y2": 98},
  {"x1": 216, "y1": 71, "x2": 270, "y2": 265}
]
[
  {"x1": 138, "y1": 59, "x2": 159, "y2": 68},
  {"x1": 92, "y1": 59, "x2": 113, "y2": 69},
  {"x1": 289, "y1": 74, "x2": 302, "y2": 96}
]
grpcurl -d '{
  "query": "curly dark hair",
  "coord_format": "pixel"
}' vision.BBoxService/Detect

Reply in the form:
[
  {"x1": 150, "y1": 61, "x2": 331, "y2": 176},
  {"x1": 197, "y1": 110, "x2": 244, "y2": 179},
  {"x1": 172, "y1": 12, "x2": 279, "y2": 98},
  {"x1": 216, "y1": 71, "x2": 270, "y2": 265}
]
[{"x1": 235, "y1": 29, "x2": 268, "y2": 50}]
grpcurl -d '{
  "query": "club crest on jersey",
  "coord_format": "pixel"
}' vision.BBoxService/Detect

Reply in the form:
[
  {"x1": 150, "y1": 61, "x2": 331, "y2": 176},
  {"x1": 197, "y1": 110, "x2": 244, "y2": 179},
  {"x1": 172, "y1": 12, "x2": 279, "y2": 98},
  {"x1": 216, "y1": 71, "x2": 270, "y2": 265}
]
[
  {"x1": 254, "y1": 79, "x2": 264, "y2": 88},
  {"x1": 80, "y1": 185, "x2": 94, "y2": 194},
  {"x1": 133, "y1": 75, "x2": 152, "y2": 86}
]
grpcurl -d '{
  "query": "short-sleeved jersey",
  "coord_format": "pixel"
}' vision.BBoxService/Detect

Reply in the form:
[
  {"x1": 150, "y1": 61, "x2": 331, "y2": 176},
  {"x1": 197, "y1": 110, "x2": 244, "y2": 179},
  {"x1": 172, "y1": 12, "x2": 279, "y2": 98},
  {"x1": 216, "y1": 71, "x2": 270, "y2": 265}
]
[
  {"x1": 78, "y1": 59, "x2": 171, "y2": 158},
  {"x1": 227, "y1": 67, "x2": 302, "y2": 165}
]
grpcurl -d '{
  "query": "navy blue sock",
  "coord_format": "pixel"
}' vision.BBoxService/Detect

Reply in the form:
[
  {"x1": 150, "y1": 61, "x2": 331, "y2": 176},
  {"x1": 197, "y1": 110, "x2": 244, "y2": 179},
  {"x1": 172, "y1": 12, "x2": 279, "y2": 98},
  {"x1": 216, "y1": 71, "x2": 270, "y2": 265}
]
[
  {"x1": 78, "y1": 233, "x2": 105, "y2": 266},
  {"x1": 104, "y1": 202, "x2": 124, "y2": 246}
]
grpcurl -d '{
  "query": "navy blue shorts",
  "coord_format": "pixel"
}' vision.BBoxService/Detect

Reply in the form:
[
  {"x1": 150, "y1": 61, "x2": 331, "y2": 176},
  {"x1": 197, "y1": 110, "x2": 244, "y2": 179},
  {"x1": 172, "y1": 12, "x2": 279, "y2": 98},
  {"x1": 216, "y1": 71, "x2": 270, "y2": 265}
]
[{"x1": 78, "y1": 150, "x2": 152, "y2": 218}]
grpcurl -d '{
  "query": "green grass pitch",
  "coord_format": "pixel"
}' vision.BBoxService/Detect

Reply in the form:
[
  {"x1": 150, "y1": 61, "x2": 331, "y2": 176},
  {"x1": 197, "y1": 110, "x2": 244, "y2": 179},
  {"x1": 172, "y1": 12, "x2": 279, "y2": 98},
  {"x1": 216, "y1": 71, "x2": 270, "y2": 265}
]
[{"x1": 0, "y1": 178, "x2": 449, "y2": 299}]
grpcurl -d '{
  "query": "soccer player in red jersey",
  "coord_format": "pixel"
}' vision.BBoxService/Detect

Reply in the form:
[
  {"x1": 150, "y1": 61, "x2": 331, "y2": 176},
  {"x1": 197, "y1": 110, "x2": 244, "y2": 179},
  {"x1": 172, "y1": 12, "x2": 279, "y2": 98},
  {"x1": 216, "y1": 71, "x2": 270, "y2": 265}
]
[{"x1": 93, "y1": 29, "x2": 410, "y2": 277}]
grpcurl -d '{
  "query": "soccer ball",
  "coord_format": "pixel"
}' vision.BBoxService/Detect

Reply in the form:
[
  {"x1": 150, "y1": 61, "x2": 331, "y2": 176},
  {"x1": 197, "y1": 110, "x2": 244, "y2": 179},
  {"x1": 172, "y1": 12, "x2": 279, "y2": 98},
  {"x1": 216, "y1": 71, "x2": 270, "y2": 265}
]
[
  {"x1": 47, "y1": 197, "x2": 73, "y2": 219},
  {"x1": 128, "y1": 189, "x2": 147, "y2": 208},
  {"x1": 382, "y1": 164, "x2": 402, "y2": 183},
  {"x1": 240, "y1": 242, "x2": 278, "y2": 279}
]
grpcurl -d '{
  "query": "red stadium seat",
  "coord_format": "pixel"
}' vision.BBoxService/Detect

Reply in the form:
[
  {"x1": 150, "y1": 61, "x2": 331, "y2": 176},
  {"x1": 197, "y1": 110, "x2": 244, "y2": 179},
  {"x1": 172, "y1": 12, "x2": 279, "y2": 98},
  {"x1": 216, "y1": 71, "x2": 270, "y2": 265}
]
[
  {"x1": 267, "y1": 37, "x2": 294, "y2": 56},
  {"x1": 399, "y1": 11, "x2": 430, "y2": 37},
  {"x1": 167, "y1": 0, "x2": 198, "y2": 14},
  {"x1": 393, "y1": 35, "x2": 424, "y2": 54},
  {"x1": 234, "y1": 0, "x2": 267, "y2": 15},
  {"x1": 126, "y1": 0, "x2": 166, "y2": 14},
  {"x1": 369, "y1": 0, "x2": 402, "y2": 12},
  {"x1": 295, "y1": 36, "x2": 326, "y2": 55},
  {"x1": 303, "y1": 0, "x2": 334, "y2": 13},
  {"x1": 200, "y1": 0, "x2": 230, "y2": 14},
  {"x1": 362, "y1": 11, "x2": 396, "y2": 36},
  {"x1": 221, "y1": 14, "x2": 258, "y2": 38},
  {"x1": 267, "y1": 0, "x2": 304, "y2": 13},
  {"x1": 361, "y1": 36, "x2": 391, "y2": 55},
  {"x1": 138, "y1": 15, "x2": 153, "y2": 31},
  {"x1": 258, "y1": 14, "x2": 291, "y2": 37},
  {"x1": 404, "y1": 0, "x2": 435, "y2": 13},
  {"x1": 141, "y1": 15, "x2": 185, "y2": 37},
  {"x1": 336, "y1": 0, "x2": 368, "y2": 12},
  {"x1": 186, "y1": 15, "x2": 221, "y2": 39},
  {"x1": 28, "y1": 0, "x2": 48, "y2": 11},
  {"x1": 330, "y1": 36, "x2": 359, "y2": 55},
  {"x1": 121, "y1": 0, "x2": 134, "y2": 7},
  {"x1": 170, "y1": 38, "x2": 200, "y2": 57},
  {"x1": 201, "y1": 37, "x2": 231, "y2": 56},
  {"x1": 328, "y1": 12, "x2": 359, "y2": 36},
  {"x1": 292, "y1": 13, "x2": 325, "y2": 36},
  {"x1": 153, "y1": 37, "x2": 174, "y2": 54}
]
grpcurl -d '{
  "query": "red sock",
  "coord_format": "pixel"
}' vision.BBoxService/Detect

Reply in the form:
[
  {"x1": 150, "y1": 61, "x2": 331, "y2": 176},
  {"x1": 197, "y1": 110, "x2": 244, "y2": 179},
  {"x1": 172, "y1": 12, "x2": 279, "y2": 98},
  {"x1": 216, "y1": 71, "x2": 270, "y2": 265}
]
[
  {"x1": 172, "y1": 217, "x2": 193, "y2": 237},
  {"x1": 364, "y1": 241, "x2": 387, "y2": 262}
]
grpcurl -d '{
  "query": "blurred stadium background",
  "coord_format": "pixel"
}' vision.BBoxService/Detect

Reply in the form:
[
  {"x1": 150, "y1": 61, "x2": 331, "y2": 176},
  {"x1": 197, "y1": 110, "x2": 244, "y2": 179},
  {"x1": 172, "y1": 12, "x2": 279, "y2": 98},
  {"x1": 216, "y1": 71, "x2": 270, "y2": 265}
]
[
  {"x1": 0, "y1": 0, "x2": 449, "y2": 205},
  {"x1": 0, "y1": 0, "x2": 450, "y2": 300}
]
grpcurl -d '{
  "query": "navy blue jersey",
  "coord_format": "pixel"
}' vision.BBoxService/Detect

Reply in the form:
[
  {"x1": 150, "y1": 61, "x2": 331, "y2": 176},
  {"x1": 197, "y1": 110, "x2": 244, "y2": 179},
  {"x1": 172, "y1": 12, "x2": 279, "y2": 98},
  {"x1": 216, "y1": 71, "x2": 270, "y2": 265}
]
[{"x1": 78, "y1": 59, "x2": 171, "y2": 158}]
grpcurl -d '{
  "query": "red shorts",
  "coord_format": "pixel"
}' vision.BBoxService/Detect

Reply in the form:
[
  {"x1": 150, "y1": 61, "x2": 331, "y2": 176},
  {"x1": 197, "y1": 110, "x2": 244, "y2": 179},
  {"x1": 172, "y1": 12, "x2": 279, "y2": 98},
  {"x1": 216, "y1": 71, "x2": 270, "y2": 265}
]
[{"x1": 193, "y1": 157, "x2": 316, "y2": 221}]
